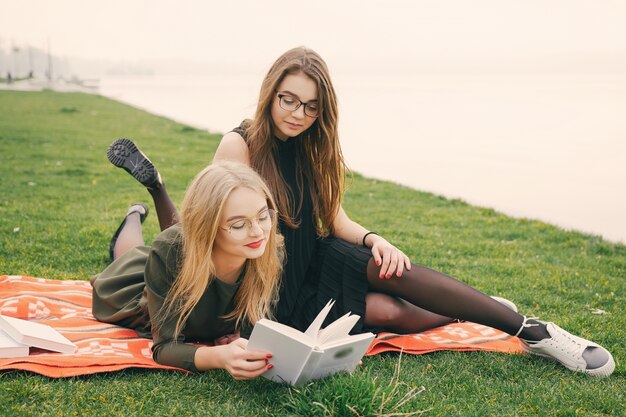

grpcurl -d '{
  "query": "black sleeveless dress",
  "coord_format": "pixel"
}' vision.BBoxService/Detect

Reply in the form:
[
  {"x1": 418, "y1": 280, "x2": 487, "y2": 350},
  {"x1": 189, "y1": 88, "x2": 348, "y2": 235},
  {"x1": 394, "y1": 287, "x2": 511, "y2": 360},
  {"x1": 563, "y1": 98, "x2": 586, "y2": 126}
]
[{"x1": 233, "y1": 123, "x2": 372, "y2": 333}]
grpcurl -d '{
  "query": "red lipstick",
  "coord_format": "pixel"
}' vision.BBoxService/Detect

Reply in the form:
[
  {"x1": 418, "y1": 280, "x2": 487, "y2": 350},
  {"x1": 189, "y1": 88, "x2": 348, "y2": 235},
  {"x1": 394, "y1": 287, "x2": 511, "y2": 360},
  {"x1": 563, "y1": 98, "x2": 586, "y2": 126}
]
[{"x1": 245, "y1": 239, "x2": 264, "y2": 249}]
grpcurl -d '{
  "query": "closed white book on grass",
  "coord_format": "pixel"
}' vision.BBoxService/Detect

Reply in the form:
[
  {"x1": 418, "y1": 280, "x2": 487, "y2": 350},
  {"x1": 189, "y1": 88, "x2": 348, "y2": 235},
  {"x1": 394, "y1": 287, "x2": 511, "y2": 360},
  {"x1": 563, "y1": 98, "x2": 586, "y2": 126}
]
[
  {"x1": 247, "y1": 300, "x2": 375, "y2": 386},
  {"x1": 0, "y1": 328, "x2": 30, "y2": 358},
  {"x1": 0, "y1": 315, "x2": 76, "y2": 354}
]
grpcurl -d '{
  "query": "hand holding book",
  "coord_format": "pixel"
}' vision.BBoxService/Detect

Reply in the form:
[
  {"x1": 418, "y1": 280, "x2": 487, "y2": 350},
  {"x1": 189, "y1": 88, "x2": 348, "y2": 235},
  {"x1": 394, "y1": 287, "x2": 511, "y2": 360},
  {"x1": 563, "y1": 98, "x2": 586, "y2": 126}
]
[{"x1": 247, "y1": 300, "x2": 374, "y2": 386}]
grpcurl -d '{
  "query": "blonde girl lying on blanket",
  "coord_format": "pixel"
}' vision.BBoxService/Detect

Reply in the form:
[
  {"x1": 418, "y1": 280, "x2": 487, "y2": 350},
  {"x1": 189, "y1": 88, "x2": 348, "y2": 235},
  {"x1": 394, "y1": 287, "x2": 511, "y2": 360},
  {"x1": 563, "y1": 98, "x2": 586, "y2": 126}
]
[{"x1": 91, "y1": 161, "x2": 283, "y2": 379}]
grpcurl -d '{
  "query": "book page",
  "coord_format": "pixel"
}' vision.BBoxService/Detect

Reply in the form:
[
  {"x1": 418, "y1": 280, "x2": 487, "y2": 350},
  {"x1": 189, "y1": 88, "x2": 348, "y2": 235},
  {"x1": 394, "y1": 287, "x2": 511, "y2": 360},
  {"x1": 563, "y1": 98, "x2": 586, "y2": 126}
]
[
  {"x1": 317, "y1": 313, "x2": 360, "y2": 345},
  {"x1": 254, "y1": 319, "x2": 314, "y2": 345},
  {"x1": 303, "y1": 299, "x2": 335, "y2": 340}
]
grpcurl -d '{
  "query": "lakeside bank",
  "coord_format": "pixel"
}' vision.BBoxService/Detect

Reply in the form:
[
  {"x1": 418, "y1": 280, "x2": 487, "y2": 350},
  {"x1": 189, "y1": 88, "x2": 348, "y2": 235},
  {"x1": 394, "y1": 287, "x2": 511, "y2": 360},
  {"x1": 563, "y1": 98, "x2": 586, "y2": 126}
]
[
  {"x1": 4, "y1": 74, "x2": 625, "y2": 244},
  {"x1": 97, "y1": 73, "x2": 626, "y2": 244}
]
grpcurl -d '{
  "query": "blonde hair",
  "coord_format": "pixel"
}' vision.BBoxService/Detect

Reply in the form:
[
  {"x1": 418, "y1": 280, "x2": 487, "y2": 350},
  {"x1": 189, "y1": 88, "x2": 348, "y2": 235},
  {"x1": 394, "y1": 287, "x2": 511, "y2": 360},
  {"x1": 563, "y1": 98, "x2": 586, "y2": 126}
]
[
  {"x1": 245, "y1": 46, "x2": 345, "y2": 237},
  {"x1": 156, "y1": 161, "x2": 284, "y2": 337}
]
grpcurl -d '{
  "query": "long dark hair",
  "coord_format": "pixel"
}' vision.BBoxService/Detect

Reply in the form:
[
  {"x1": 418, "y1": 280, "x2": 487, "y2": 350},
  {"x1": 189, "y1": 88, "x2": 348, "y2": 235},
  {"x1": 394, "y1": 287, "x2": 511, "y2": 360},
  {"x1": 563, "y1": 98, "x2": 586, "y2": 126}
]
[{"x1": 246, "y1": 46, "x2": 345, "y2": 237}]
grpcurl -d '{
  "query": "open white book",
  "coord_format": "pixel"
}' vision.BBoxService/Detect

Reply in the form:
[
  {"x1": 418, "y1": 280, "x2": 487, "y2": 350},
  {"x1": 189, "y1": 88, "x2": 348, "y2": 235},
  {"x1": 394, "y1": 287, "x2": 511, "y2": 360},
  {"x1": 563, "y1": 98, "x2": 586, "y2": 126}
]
[
  {"x1": 247, "y1": 300, "x2": 375, "y2": 386},
  {"x1": 0, "y1": 315, "x2": 77, "y2": 355}
]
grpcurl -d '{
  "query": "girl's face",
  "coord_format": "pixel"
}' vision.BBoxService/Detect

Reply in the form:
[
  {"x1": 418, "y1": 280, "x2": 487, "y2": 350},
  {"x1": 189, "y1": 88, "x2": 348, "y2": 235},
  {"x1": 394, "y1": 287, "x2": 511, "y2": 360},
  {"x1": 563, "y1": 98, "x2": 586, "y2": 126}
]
[
  {"x1": 271, "y1": 72, "x2": 318, "y2": 140},
  {"x1": 214, "y1": 187, "x2": 272, "y2": 261}
]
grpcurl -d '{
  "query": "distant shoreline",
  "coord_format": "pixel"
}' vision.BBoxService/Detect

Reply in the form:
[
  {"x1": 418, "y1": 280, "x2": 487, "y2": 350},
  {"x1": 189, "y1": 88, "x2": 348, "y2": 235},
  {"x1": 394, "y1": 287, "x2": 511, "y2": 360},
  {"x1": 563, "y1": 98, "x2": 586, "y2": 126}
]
[{"x1": 0, "y1": 77, "x2": 99, "y2": 93}]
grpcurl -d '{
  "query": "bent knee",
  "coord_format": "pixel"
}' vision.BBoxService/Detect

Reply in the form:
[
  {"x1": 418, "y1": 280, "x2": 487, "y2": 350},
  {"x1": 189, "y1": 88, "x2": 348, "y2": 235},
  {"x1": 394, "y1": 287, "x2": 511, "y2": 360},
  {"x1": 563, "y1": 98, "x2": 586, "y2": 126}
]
[{"x1": 365, "y1": 294, "x2": 408, "y2": 326}]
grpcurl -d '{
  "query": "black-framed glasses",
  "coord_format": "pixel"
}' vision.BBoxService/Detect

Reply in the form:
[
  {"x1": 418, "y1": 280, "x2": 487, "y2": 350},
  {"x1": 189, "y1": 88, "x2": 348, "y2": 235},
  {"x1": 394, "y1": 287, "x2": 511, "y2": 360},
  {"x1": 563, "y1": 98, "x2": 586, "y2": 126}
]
[
  {"x1": 276, "y1": 92, "x2": 320, "y2": 118},
  {"x1": 220, "y1": 209, "x2": 277, "y2": 241}
]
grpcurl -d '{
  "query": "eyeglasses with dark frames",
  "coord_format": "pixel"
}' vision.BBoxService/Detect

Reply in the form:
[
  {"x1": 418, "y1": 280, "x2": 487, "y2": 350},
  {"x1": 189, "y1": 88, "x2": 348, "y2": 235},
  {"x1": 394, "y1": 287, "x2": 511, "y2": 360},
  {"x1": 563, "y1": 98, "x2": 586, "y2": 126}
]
[{"x1": 276, "y1": 92, "x2": 320, "y2": 117}]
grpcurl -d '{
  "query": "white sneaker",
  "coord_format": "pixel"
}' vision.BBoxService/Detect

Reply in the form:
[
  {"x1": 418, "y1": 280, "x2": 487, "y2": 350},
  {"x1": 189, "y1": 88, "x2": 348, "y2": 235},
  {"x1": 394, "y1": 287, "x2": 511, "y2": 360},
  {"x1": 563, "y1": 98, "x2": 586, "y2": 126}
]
[
  {"x1": 521, "y1": 321, "x2": 615, "y2": 378},
  {"x1": 490, "y1": 296, "x2": 518, "y2": 312}
]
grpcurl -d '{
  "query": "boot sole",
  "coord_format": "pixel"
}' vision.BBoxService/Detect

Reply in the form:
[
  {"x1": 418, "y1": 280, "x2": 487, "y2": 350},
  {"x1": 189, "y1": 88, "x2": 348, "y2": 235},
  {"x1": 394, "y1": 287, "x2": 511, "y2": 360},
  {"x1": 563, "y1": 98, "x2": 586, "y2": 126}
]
[{"x1": 107, "y1": 138, "x2": 158, "y2": 187}]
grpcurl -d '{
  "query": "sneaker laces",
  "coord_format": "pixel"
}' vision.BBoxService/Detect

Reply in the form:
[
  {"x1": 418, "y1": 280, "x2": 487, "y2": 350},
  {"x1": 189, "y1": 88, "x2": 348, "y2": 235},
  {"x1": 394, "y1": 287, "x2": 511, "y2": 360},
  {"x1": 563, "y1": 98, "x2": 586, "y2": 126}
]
[
  {"x1": 542, "y1": 324, "x2": 586, "y2": 353},
  {"x1": 514, "y1": 315, "x2": 541, "y2": 338}
]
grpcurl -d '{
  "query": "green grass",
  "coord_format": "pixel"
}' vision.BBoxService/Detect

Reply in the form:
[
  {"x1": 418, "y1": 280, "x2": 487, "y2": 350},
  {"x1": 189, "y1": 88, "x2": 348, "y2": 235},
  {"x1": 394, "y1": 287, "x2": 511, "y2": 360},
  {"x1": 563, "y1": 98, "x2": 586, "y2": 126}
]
[{"x1": 0, "y1": 90, "x2": 624, "y2": 416}]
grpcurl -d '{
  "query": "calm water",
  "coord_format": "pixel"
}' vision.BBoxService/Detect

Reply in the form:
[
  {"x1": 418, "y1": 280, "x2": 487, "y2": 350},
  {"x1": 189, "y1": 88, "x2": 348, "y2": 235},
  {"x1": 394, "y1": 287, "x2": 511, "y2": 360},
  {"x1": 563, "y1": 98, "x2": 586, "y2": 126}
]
[{"x1": 99, "y1": 73, "x2": 626, "y2": 244}]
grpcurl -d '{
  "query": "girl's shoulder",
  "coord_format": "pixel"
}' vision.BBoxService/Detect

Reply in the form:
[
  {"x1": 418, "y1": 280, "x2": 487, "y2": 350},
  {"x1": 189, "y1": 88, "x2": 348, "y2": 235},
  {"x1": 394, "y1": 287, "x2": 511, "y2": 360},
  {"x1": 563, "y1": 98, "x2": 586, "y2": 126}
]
[
  {"x1": 230, "y1": 119, "x2": 252, "y2": 141},
  {"x1": 215, "y1": 124, "x2": 251, "y2": 165}
]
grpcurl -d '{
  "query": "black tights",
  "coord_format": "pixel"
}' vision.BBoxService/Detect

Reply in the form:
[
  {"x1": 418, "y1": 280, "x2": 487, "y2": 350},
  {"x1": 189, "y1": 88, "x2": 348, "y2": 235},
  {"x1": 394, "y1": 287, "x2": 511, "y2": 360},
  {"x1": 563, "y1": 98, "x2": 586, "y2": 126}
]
[
  {"x1": 364, "y1": 260, "x2": 549, "y2": 341},
  {"x1": 148, "y1": 184, "x2": 179, "y2": 230}
]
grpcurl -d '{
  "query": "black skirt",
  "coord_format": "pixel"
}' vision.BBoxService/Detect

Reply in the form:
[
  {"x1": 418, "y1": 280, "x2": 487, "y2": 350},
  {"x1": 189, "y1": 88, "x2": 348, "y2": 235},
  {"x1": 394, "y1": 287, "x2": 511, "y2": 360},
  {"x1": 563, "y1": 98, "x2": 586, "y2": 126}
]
[{"x1": 287, "y1": 237, "x2": 373, "y2": 333}]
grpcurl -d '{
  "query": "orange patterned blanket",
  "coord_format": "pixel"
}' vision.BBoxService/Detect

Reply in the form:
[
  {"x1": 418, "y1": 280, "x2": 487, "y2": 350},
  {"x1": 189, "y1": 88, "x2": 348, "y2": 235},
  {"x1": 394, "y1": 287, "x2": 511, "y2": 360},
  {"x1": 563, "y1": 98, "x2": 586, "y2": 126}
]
[{"x1": 0, "y1": 275, "x2": 522, "y2": 378}]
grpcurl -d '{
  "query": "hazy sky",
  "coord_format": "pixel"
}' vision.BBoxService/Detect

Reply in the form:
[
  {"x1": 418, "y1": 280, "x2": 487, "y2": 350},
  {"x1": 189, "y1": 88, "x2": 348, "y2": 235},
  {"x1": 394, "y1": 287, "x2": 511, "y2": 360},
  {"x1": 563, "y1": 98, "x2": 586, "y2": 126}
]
[{"x1": 2, "y1": 0, "x2": 626, "y2": 74}]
